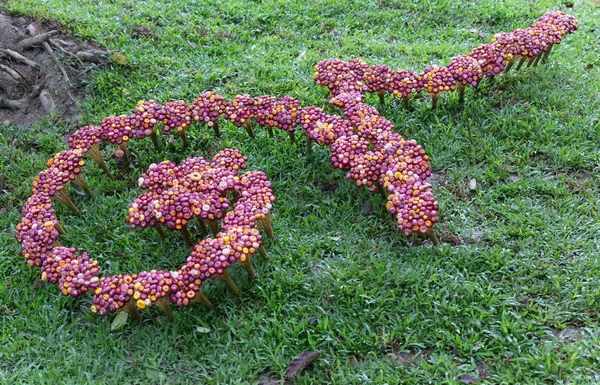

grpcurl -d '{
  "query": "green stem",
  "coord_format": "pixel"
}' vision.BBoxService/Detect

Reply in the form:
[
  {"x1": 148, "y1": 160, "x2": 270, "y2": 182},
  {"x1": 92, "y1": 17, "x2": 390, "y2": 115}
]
[
  {"x1": 157, "y1": 298, "x2": 174, "y2": 322},
  {"x1": 218, "y1": 270, "x2": 239, "y2": 296},
  {"x1": 504, "y1": 59, "x2": 515, "y2": 74},
  {"x1": 258, "y1": 246, "x2": 269, "y2": 260},
  {"x1": 154, "y1": 224, "x2": 166, "y2": 238},
  {"x1": 150, "y1": 130, "x2": 161, "y2": 150},
  {"x1": 197, "y1": 217, "x2": 208, "y2": 234},
  {"x1": 243, "y1": 120, "x2": 255, "y2": 138},
  {"x1": 87, "y1": 143, "x2": 112, "y2": 178},
  {"x1": 193, "y1": 289, "x2": 213, "y2": 308},
  {"x1": 181, "y1": 224, "x2": 194, "y2": 247},
  {"x1": 241, "y1": 256, "x2": 256, "y2": 279},
  {"x1": 375, "y1": 181, "x2": 387, "y2": 200},
  {"x1": 514, "y1": 57, "x2": 527, "y2": 71},
  {"x1": 178, "y1": 130, "x2": 189, "y2": 148},
  {"x1": 73, "y1": 174, "x2": 92, "y2": 196},
  {"x1": 54, "y1": 222, "x2": 68, "y2": 236},
  {"x1": 123, "y1": 300, "x2": 141, "y2": 322},
  {"x1": 118, "y1": 142, "x2": 130, "y2": 166},
  {"x1": 306, "y1": 136, "x2": 312, "y2": 155},
  {"x1": 210, "y1": 120, "x2": 221, "y2": 137},
  {"x1": 542, "y1": 45, "x2": 553, "y2": 63},
  {"x1": 427, "y1": 229, "x2": 440, "y2": 246},
  {"x1": 377, "y1": 90, "x2": 385, "y2": 104},
  {"x1": 258, "y1": 214, "x2": 275, "y2": 242},
  {"x1": 458, "y1": 85, "x2": 465, "y2": 104},
  {"x1": 53, "y1": 188, "x2": 81, "y2": 215},
  {"x1": 204, "y1": 219, "x2": 219, "y2": 236},
  {"x1": 287, "y1": 131, "x2": 296, "y2": 144},
  {"x1": 431, "y1": 94, "x2": 439, "y2": 110}
]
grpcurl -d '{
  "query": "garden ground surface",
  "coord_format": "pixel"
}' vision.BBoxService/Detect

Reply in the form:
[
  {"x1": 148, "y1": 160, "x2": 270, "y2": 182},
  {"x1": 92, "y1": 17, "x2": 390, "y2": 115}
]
[{"x1": 1, "y1": 0, "x2": 599, "y2": 384}]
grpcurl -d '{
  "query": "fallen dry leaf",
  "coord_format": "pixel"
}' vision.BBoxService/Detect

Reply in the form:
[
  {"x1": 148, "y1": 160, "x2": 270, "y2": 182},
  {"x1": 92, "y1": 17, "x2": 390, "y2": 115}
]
[
  {"x1": 26, "y1": 22, "x2": 43, "y2": 36},
  {"x1": 132, "y1": 25, "x2": 155, "y2": 39},
  {"x1": 111, "y1": 52, "x2": 128, "y2": 65},
  {"x1": 517, "y1": 296, "x2": 531, "y2": 304},
  {"x1": 361, "y1": 199, "x2": 372, "y2": 215},
  {"x1": 284, "y1": 351, "x2": 320, "y2": 379},
  {"x1": 459, "y1": 374, "x2": 480, "y2": 384}
]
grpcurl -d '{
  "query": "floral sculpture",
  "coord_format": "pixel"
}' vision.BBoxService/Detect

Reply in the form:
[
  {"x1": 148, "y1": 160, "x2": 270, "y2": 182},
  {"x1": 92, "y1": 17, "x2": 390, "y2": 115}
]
[{"x1": 15, "y1": 11, "x2": 577, "y2": 324}]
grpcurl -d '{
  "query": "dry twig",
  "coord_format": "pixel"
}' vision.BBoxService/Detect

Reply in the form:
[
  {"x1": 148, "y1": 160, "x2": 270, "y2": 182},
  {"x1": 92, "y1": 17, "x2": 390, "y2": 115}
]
[
  {"x1": 0, "y1": 96, "x2": 27, "y2": 110},
  {"x1": 49, "y1": 39, "x2": 85, "y2": 67},
  {"x1": 42, "y1": 41, "x2": 76, "y2": 102},
  {"x1": 17, "y1": 30, "x2": 59, "y2": 50},
  {"x1": 0, "y1": 48, "x2": 40, "y2": 68},
  {"x1": 0, "y1": 63, "x2": 24, "y2": 81}
]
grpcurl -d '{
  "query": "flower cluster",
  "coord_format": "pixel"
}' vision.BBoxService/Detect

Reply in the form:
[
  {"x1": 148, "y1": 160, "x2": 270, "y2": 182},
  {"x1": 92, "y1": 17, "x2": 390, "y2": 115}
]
[
  {"x1": 18, "y1": 134, "x2": 275, "y2": 320},
  {"x1": 159, "y1": 101, "x2": 193, "y2": 134},
  {"x1": 67, "y1": 125, "x2": 102, "y2": 152},
  {"x1": 387, "y1": 70, "x2": 422, "y2": 107},
  {"x1": 41, "y1": 247, "x2": 101, "y2": 298},
  {"x1": 91, "y1": 273, "x2": 137, "y2": 315},
  {"x1": 300, "y1": 106, "x2": 354, "y2": 148},
  {"x1": 379, "y1": 139, "x2": 437, "y2": 236},
  {"x1": 15, "y1": 195, "x2": 60, "y2": 267},
  {"x1": 330, "y1": 95, "x2": 439, "y2": 235},
  {"x1": 537, "y1": 10, "x2": 578, "y2": 36},
  {"x1": 159, "y1": 101, "x2": 194, "y2": 146},
  {"x1": 222, "y1": 95, "x2": 303, "y2": 141},
  {"x1": 225, "y1": 94, "x2": 255, "y2": 134},
  {"x1": 364, "y1": 64, "x2": 393, "y2": 95},
  {"x1": 447, "y1": 55, "x2": 484, "y2": 99},
  {"x1": 469, "y1": 44, "x2": 506, "y2": 77},
  {"x1": 192, "y1": 91, "x2": 227, "y2": 136},
  {"x1": 100, "y1": 115, "x2": 136, "y2": 145},
  {"x1": 29, "y1": 149, "x2": 90, "y2": 213},
  {"x1": 314, "y1": 58, "x2": 369, "y2": 95},
  {"x1": 128, "y1": 150, "x2": 249, "y2": 241},
  {"x1": 132, "y1": 100, "x2": 162, "y2": 149},
  {"x1": 421, "y1": 65, "x2": 457, "y2": 105},
  {"x1": 32, "y1": 150, "x2": 84, "y2": 196},
  {"x1": 266, "y1": 96, "x2": 301, "y2": 141}
]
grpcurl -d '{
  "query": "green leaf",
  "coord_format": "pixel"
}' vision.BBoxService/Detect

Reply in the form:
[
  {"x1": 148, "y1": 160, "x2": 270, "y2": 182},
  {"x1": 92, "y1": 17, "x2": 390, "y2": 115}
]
[
  {"x1": 110, "y1": 311, "x2": 129, "y2": 330},
  {"x1": 145, "y1": 367, "x2": 165, "y2": 381}
]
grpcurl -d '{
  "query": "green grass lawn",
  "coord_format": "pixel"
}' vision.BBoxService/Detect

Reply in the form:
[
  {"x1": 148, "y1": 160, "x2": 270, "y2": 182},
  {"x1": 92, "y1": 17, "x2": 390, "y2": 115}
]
[{"x1": 1, "y1": 0, "x2": 600, "y2": 383}]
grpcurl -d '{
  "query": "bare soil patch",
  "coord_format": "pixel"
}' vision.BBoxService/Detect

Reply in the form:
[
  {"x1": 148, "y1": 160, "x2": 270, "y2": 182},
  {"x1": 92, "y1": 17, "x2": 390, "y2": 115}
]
[{"x1": 0, "y1": 12, "x2": 109, "y2": 125}]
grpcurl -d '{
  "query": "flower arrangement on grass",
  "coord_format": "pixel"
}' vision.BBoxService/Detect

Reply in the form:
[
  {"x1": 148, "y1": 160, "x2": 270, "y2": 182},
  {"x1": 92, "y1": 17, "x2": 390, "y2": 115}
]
[
  {"x1": 313, "y1": 10, "x2": 578, "y2": 108},
  {"x1": 447, "y1": 56, "x2": 483, "y2": 103},
  {"x1": 128, "y1": 150, "x2": 245, "y2": 245},
  {"x1": 15, "y1": 10, "x2": 576, "y2": 325},
  {"x1": 19, "y1": 146, "x2": 276, "y2": 324},
  {"x1": 192, "y1": 91, "x2": 226, "y2": 137}
]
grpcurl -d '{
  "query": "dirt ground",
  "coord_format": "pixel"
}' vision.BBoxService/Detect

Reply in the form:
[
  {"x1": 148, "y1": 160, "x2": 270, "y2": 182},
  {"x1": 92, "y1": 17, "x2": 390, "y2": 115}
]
[{"x1": 0, "y1": 12, "x2": 109, "y2": 126}]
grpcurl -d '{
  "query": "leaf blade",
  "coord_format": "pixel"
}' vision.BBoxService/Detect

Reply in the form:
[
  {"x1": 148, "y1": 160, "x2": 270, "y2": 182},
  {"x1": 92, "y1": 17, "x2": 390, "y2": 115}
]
[{"x1": 110, "y1": 311, "x2": 129, "y2": 330}]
